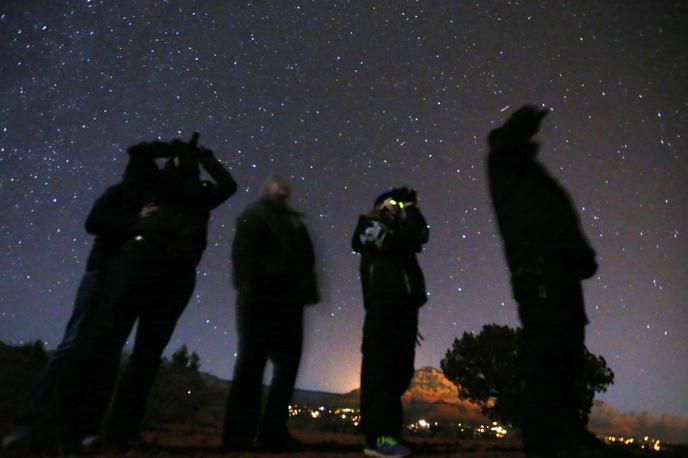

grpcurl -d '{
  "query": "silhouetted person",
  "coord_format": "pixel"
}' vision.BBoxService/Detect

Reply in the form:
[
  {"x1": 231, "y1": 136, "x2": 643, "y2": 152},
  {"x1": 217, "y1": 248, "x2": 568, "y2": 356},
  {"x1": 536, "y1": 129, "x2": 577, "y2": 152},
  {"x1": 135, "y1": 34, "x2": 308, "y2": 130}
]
[
  {"x1": 2, "y1": 162, "x2": 150, "y2": 449},
  {"x1": 37, "y1": 135, "x2": 236, "y2": 451},
  {"x1": 223, "y1": 176, "x2": 318, "y2": 452},
  {"x1": 352, "y1": 187, "x2": 428, "y2": 458},
  {"x1": 487, "y1": 105, "x2": 598, "y2": 456}
]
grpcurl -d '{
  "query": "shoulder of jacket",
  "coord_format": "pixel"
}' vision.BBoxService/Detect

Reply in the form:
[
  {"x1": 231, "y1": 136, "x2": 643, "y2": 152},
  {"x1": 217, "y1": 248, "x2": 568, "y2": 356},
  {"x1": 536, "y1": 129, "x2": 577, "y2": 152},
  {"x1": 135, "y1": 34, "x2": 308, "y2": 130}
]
[
  {"x1": 356, "y1": 214, "x2": 379, "y2": 226},
  {"x1": 103, "y1": 182, "x2": 125, "y2": 193},
  {"x1": 242, "y1": 200, "x2": 277, "y2": 220}
]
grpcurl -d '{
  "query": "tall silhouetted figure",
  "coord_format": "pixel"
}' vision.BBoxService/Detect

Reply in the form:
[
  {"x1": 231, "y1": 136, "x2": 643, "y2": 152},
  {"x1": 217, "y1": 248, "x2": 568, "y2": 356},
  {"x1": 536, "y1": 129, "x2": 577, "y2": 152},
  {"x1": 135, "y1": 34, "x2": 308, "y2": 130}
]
[
  {"x1": 2, "y1": 161, "x2": 150, "y2": 449},
  {"x1": 487, "y1": 105, "x2": 599, "y2": 457},
  {"x1": 352, "y1": 187, "x2": 428, "y2": 458},
  {"x1": 223, "y1": 176, "x2": 318, "y2": 452},
  {"x1": 37, "y1": 134, "x2": 236, "y2": 452}
]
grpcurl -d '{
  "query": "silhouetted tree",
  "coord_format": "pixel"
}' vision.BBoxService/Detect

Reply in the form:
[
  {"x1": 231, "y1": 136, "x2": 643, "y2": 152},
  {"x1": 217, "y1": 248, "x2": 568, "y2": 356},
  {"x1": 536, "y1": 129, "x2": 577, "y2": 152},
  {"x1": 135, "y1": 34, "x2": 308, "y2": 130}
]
[
  {"x1": 144, "y1": 344, "x2": 214, "y2": 429},
  {"x1": 578, "y1": 349, "x2": 615, "y2": 423},
  {"x1": 440, "y1": 324, "x2": 614, "y2": 426},
  {"x1": 170, "y1": 344, "x2": 201, "y2": 372}
]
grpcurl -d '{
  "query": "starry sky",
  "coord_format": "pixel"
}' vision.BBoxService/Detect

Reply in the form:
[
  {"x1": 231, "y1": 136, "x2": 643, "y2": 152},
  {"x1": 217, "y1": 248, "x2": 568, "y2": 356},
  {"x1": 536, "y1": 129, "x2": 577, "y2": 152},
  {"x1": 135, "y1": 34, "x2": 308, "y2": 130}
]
[{"x1": 1, "y1": 1, "x2": 686, "y2": 419}]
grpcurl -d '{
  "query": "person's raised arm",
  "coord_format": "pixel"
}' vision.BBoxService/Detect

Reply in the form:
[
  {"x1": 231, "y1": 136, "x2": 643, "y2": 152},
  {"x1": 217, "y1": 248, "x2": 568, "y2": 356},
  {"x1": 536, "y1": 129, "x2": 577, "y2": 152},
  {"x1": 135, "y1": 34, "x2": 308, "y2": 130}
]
[
  {"x1": 396, "y1": 205, "x2": 429, "y2": 251},
  {"x1": 196, "y1": 147, "x2": 237, "y2": 209},
  {"x1": 126, "y1": 141, "x2": 173, "y2": 159},
  {"x1": 123, "y1": 140, "x2": 170, "y2": 187}
]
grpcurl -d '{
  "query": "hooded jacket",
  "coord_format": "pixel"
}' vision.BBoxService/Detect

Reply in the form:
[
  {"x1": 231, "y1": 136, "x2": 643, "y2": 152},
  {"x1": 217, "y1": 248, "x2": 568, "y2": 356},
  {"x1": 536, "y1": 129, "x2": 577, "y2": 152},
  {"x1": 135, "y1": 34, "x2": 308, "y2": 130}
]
[
  {"x1": 352, "y1": 205, "x2": 429, "y2": 309},
  {"x1": 487, "y1": 127, "x2": 597, "y2": 282}
]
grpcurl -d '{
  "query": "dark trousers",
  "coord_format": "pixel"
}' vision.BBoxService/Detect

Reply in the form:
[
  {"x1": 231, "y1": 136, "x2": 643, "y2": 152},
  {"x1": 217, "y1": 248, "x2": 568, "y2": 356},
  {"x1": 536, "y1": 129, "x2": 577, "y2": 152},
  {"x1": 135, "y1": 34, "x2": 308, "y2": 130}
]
[
  {"x1": 43, "y1": 240, "x2": 196, "y2": 442},
  {"x1": 223, "y1": 304, "x2": 304, "y2": 447},
  {"x1": 360, "y1": 304, "x2": 418, "y2": 444},
  {"x1": 515, "y1": 278, "x2": 587, "y2": 454},
  {"x1": 16, "y1": 271, "x2": 105, "y2": 432}
]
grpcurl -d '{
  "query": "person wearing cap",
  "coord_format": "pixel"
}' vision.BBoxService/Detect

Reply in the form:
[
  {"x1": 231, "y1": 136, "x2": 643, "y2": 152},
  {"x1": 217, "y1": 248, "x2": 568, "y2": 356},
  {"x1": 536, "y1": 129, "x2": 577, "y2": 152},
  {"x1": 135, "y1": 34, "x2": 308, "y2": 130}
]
[
  {"x1": 223, "y1": 176, "x2": 319, "y2": 452},
  {"x1": 487, "y1": 105, "x2": 599, "y2": 456},
  {"x1": 351, "y1": 187, "x2": 429, "y2": 458}
]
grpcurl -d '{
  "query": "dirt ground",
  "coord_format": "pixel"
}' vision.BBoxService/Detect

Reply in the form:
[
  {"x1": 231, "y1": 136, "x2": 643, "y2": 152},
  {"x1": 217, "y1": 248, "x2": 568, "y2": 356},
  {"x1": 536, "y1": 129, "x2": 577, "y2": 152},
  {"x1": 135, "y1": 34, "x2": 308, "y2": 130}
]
[
  {"x1": 0, "y1": 428, "x2": 530, "y2": 457},
  {"x1": 2, "y1": 427, "x2": 679, "y2": 457}
]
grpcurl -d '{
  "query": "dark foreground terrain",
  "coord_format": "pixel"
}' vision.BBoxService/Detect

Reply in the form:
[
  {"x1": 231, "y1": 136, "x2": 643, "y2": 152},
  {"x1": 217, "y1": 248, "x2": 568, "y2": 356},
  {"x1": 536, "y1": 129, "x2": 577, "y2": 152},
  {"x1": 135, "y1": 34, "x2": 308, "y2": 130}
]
[
  {"x1": 2, "y1": 342, "x2": 685, "y2": 457},
  {"x1": 0, "y1": 428, "x2": 532, "y2": 457},
  {"x1": 2, "y1": 427, "x2": 685, "y2": 458}
]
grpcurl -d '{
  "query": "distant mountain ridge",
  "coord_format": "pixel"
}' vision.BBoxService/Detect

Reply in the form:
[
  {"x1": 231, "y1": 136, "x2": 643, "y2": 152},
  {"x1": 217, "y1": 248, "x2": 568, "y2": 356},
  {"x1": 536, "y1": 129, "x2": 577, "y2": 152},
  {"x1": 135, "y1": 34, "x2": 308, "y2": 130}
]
[
  {"x1": 199, "y1": 371, "x2": 347, "y2": 407},
  {"x1": 403, "y1": 366, "x2": 465, "y2": 405},
  {"x1": 201, "y1": 366, "x2": 486, "y2": 423},
  {"x1": 202, "y1": 366, "x2": 688, "y2": 443}
]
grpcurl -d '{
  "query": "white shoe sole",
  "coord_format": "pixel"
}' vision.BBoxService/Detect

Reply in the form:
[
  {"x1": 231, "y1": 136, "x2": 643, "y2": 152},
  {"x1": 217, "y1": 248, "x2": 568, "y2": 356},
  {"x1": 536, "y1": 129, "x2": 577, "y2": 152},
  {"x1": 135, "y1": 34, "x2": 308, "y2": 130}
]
[{"x1": 363, "y1": 447, "x2": 410, "y2": 458}]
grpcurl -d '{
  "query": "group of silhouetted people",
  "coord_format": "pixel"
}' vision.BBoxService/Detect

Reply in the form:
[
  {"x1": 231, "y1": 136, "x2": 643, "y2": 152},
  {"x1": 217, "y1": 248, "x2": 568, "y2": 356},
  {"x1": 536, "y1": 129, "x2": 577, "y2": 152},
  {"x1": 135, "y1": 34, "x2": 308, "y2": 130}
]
[{"x1": 3, "y1": 106, "x2": 616, "y2": 458}]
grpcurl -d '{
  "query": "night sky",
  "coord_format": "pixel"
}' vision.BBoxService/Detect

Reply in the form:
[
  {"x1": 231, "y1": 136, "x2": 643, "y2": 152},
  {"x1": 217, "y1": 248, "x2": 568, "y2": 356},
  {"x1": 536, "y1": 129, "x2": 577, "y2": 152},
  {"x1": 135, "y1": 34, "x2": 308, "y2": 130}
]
[{"x1": 1, "y1": 1, "x2": 686, "y2": 420}]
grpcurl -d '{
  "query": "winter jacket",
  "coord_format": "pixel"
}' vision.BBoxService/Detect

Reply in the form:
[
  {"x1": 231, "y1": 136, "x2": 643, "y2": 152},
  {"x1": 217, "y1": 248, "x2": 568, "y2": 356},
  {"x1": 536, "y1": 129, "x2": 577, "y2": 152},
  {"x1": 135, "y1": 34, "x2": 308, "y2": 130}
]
[
  {"x1": 84, "y1": 183, "x2": 145, "y2": 271},
  {"x1": 83, "y1": 153, "x2": 163, "y2": 271},
  {"x1": 232, "y1": 196, "x2": 319, "y2": 307},
  {"x1": 352, "y1": 206, "x2": 429, "y2": 309},
  {"x1": 126, "y1": 146, "x2": 237, "y2": 265},
  {"x1": 487, "y1": 127, "x2": 597, "y2": 282}
]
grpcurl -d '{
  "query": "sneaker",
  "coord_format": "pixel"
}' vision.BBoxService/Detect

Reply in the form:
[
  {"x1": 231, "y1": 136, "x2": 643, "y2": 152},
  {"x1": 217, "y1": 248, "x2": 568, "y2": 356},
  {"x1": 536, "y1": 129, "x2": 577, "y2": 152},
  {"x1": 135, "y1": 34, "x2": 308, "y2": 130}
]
[
  {"x1": 364, "y1": 436, "x2": 411, "y2": 457},
  {"x1": 2, "y1": 425, "x2": 32, "y2": 449},
  {"x1": 81, "y1": 434, "x2": 104, "y2": 452}
]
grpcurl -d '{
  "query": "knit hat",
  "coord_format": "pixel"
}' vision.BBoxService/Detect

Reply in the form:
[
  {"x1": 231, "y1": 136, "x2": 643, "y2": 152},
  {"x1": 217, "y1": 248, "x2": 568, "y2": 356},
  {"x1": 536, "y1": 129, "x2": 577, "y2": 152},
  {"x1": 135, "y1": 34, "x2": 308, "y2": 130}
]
[{"x1": 374, "y1": 189, "x2": 396, "y2": 207}]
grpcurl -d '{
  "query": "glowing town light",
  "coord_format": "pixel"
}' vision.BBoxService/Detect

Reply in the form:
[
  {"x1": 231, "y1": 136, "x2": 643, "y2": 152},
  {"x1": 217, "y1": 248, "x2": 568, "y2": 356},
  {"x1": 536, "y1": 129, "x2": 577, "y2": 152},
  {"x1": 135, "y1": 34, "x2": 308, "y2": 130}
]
[{"x1": 490, "y1": 424, "x2": 508, "y2": 437}]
